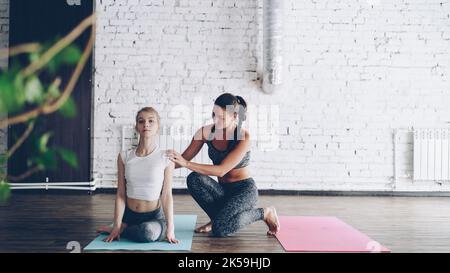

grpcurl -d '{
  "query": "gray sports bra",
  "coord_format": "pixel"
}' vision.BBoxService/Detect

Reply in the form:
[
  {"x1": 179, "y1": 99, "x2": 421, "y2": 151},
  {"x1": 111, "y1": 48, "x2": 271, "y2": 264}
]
[{"x1": 206, "y1": 126, "x2": 251, "y2": 169}]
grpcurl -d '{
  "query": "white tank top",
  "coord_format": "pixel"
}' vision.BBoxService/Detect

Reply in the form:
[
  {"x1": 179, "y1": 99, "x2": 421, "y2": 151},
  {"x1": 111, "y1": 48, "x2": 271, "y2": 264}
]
[{"x1": 120, "y1": 146, "x2": 170, "y2": 202}]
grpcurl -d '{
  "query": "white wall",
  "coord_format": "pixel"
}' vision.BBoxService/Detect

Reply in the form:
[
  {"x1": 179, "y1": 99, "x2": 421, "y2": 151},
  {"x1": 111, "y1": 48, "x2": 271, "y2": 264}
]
[
  {"x1": 0, "y1": 0, "x2": 7, "y2": 68},
  {"x1": 2, "y1": 0, "x2": 450, "y2": 192},
  {"x1": 0, "y1": 0, "x2": 9, "y2": 175}
]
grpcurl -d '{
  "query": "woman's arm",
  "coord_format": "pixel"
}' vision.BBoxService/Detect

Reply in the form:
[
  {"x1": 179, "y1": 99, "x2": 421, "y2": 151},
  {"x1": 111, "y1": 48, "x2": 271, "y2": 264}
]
[
  {"x1": 113, "y1": 154, "x2": 127, "y2": 228},
  {"x1": 104, "y1": 153, "x2": 127, "y2": 242},
  {"x1": 168, "y1": 131, "x2": 251, "y2": 177},
  {"x1": 161, "y1": 161, "x2": 179, "y2": 243},
  {"x1": 173, "y1": 127, "x2": 206, "y2": 169}
]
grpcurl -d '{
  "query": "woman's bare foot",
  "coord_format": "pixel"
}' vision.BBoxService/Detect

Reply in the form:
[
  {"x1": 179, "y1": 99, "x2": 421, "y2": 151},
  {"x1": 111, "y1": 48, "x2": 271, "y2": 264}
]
[
  {"x1": 195, "y1": 222, "x2": 212, "y2": 233},
  {"x1": 264, "y1": 207, "x2": 281, "y2": 236}
]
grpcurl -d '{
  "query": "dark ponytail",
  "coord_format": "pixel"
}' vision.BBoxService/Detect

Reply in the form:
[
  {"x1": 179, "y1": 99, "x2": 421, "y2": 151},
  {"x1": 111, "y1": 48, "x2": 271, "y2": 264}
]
[{"x1": 235, "y1": 95, "x2": 247, "y2": 140}]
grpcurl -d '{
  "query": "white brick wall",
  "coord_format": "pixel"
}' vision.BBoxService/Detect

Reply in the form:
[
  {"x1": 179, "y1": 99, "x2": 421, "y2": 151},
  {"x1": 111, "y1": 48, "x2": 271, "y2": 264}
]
[
  {"x1": 3, "y1": 0, "x2": 450, "y2": 192},
  {"x1": 93, "y1": 0, "x2": 450, "y2": 192},
  {"x1": 0, "y1": 0, "x2": 8, "y2": 174},
  {"x1": 0, "y1": 0, "x2": 7, "y2": 68}
]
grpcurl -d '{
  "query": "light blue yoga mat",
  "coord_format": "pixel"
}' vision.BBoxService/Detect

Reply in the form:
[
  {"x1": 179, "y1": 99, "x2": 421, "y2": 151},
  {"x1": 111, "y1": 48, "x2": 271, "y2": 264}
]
[{"x1": 84, "y1": 215, "x2": 197, "y2": 251}]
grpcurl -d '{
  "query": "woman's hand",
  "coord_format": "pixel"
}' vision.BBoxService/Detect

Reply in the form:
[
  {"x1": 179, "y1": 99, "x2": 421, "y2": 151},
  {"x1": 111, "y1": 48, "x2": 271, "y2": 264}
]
[
  {"x1": 103, "y1": 227, "x2": 121, "y2": 243},
  {"x1": 166, "y1": 150, "x2": 189, "y2": 168},
  {"x1": 166, "y1": 227, "x2": 180, "y2": 244}
]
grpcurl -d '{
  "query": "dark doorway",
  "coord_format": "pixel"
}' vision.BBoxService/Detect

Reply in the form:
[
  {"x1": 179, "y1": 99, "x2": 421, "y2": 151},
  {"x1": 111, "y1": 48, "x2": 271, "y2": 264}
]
[{"x1": 7, "y1": 0, "x2": 94, "y2": 183}]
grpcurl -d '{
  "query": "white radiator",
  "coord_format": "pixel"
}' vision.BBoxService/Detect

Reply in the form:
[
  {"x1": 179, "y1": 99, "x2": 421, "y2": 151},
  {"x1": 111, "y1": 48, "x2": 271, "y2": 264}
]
[
  {"x1": 121, "y1": 125, "x2": 211, "y2": 178},
  {"x1": 414, "y1": 129, "x2": 450, "y2": 181}
]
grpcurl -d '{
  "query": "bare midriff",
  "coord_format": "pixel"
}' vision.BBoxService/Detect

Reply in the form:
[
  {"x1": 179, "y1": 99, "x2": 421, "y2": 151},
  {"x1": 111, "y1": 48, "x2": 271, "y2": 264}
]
[
  {"x1": 218, "y1": 167, "x2": 251, "y2": 183},
  {"x1": 127, "y1": 198, "x2": 160, "y2": 213}
]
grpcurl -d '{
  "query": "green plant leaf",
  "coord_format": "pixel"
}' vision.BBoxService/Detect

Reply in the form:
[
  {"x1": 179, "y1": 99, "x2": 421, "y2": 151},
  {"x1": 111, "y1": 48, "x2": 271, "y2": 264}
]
[
  {"x1": 47, "y1": 59, "x2": 58, "y2": 74},
  {"x1": 38, "y1": 132, "x2": 53, "y2": 153},
  {"x1": 56, "y1": 148, "x2": 78, "y2": 169},
  {"x1": 13, "y1": 73, "x2": 26, "y2": 111},
  {"x1": 0, "y1": 154, "x2": 6, "y2": 166},
  {"x1": 33, "y1": 149, "x2": 58, "y2": 171},
  {"x1": 0, "y1": 71, "x2": 25, "y2": 113},
  {"x1": 59, "y1": 45, "x2": 82, "y2": 64},
  {"x1": 46, "y1": 45, "x2": 82, "y2": 74},
  {"x1": 0, "y1": 180, "x2": 11, "y2": 204},
  {"x1": 58, "y1": 97, "x2": 77, "y2": 118},
  {"x1": 29, "y1": 52, "x2": 40, "y2": 63},
  {"x1": 24, "y1": 76, "x2": 44, "y2": 104},
  {"x1": 47, "y1": 81, "x2": 61, "y2": 99}
]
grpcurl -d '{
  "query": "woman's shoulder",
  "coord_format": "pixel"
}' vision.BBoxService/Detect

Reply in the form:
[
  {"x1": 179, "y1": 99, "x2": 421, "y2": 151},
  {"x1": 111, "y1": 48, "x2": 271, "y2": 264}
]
[
  {"x1": 156, "y1": 147, "x2": 166, "y2": 158},
  {"x1": 194, "y1": 124, "x2": 214, "y2": 142},
  {"x1": 119, "y1": 148, "x2": 135, "y2": 163},
  {"x1": 156, "y1": 148, "x2": 174, "y2": 167},
  {"x1": 203, "y1": 124, "x2": 214, "y2": 134},
  {"x1": 236, "y1": 127, "x2": 250, "y2": 142}
]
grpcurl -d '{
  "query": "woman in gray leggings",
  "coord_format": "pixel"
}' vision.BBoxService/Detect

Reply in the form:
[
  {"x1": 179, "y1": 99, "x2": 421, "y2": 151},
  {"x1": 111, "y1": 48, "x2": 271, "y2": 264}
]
[{"x1": 167, "y1": 93, "x2": 280, "y2": 237}]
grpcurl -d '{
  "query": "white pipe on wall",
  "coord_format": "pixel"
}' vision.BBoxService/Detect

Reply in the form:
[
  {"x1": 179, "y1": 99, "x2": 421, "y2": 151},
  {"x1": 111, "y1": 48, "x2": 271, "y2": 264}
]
[
  {"x1": 10, "y1": 186, "x2": 94, "y2": 191},
  {"x1": 262, "y1": 0, "x2": 285, "y2": 94},
  {"x1": 10, "y1": 180, "x2": 97, "y2": 191},
  {"x1": 9, "y1": 182, "x2": 96, "y2": 187}
]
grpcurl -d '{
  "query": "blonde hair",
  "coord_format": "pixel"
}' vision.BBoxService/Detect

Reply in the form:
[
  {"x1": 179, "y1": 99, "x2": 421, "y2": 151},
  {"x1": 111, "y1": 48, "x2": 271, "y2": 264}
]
[{"x1": 135, "y1": 107, "x2": 161, "y2": 125}]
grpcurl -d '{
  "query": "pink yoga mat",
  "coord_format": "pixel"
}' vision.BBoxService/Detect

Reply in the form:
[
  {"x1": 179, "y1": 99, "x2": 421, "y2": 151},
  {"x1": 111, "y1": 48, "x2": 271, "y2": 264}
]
[{"x1": 276, "y1": 216, "x2": 391, "y2": 253}]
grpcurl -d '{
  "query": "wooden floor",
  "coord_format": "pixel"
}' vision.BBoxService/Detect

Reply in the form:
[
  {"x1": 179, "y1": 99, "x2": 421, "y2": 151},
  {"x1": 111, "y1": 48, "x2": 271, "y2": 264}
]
[{"x1": 1, "y1": 193, "x2": 450, "y2": 253}]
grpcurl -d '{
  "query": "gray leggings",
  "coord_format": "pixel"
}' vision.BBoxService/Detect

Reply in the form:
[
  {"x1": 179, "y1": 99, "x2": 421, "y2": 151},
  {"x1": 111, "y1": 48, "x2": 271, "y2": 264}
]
[
  {"x1": 121, "y1": 206, "x2": 167, "y2": 243},
  {"x1": 186, "y1": 172, "x2": 265, "y2": 237}
]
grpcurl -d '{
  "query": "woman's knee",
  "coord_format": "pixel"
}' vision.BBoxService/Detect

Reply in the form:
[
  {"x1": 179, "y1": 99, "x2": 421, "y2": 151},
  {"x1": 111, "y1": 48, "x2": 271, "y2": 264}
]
[
  {"x1": 137, "y1": 222, "x2": 162, "y2": 242},
  {"x1": 187, "y1": 171, "x2": 199, "y2": 183},
  {"x1": 186, "y1": 172, "x2": 205, "y2": 189}
]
